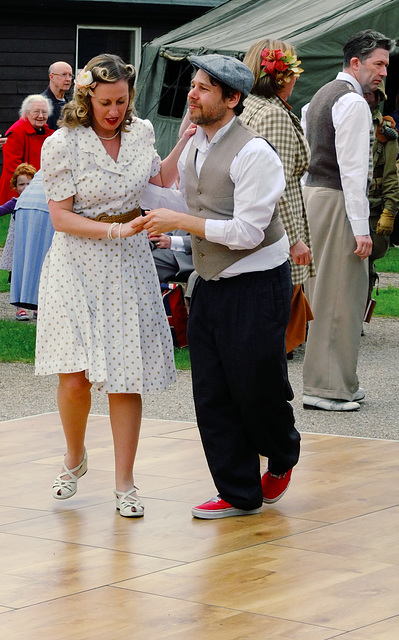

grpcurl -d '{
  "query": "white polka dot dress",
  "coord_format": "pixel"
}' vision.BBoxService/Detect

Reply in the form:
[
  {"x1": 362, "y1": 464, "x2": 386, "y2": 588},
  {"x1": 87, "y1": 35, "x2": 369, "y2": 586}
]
[{"x1": 35, "y1": 120, "x2": 176, "y2": 394}]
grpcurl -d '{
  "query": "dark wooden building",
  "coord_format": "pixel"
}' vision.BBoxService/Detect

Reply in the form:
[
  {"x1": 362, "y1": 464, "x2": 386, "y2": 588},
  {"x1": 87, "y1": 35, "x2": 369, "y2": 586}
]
[{"x1": 0, "y1": 0, "x2": 224, "y2": 144}]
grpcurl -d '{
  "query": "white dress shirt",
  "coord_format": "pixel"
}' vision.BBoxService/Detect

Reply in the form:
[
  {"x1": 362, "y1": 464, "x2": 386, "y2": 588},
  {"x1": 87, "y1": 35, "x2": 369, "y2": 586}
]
[
  {"x1": 302, "y1": 72, "x2": 372, "y2": 236},
  {"x1": 180, "y1": 118, "x2": 289, "y2": 277}
]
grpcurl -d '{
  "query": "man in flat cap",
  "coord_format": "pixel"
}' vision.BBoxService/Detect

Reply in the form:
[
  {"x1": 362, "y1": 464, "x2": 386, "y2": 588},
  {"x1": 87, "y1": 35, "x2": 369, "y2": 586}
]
[{"x1": 134, "y1": 53, "x2": 300, "y2": 519}]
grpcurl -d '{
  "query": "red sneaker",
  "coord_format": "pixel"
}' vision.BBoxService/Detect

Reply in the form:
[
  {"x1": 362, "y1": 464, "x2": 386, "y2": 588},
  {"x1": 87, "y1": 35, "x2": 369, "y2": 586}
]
[
  {"x1": 192, "y1": 496, "x2": 261, "y2": 520},
  {"x1": 261, "y1": 468, "x2": 292, "y2": 503}
]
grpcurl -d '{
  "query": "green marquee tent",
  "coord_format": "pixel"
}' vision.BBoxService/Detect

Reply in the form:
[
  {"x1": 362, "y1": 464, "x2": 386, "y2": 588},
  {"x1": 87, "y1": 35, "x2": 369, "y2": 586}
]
[{"x1": 135, "y1": 0, "x2": 399, "y2": 158}]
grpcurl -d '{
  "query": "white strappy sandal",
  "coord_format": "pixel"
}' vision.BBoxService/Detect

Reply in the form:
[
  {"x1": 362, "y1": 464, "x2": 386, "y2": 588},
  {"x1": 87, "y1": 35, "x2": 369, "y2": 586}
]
[
  {"x1": 114, "y1": 487, "x2": 144, "y2": 518},
  {"x1": 52, "y1": 448, "x2": 88, "y2": 500}
]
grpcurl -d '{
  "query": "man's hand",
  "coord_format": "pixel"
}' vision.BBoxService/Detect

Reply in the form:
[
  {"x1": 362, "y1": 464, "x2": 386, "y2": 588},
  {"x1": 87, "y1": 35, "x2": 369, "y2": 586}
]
[
  {"x1": 130, "y1": 208, "x2": 206, "y2": 239},
  {"x1": 149, "y1": 233, "x2": 172, "y2": 249},
  {"x1": 290, "y1": 240, "x2": 312, "y2": 265},
  {"x1": 129, "y1": 209, "x2": 180, "y2": 236},
  {"x1": 0, "y1": 136, "x2": 7, "y2": 150},
  {"x1": 376, "y1": 209, "x2": 395, "y2": 235},
  {"x1": 142, "y1": 209, "x2": 180, "y2": 235},
  {"x1": 354, "y1": 234, "x2": 373, "y2": 259}
]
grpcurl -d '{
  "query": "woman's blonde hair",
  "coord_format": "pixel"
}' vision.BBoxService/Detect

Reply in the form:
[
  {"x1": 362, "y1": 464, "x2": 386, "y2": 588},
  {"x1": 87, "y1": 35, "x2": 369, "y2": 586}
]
[
  {"x1": 60, "y1": 53, "x2": 136, "y2": 130},
  {"x1": 244, "y1": 39, "x2": 298, "y2": 99},
  {"x1": 10, "y1": 163, "x2": 36, "y2": 190}
]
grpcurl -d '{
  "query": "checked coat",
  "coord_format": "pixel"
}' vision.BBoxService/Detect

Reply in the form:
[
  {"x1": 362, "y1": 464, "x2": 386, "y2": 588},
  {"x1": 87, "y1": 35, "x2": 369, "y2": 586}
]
[{"x1": 241, "y1": 93, "x2": 315, "y2": 285}]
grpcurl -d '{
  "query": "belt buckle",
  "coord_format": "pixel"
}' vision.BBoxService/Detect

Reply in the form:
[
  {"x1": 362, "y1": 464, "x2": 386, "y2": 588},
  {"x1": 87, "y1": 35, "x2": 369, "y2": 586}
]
[{"x1": 96, "y1": 212, "x2": 110, "y2": 222}]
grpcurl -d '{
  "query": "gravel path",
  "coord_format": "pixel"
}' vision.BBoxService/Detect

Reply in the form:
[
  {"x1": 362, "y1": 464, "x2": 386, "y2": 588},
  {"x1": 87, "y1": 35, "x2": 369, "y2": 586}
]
[
  {"x1": 1, "y1": 314, "x2": 398, "y2": 441},
  {"x1": 2, "y1": 240, "x2": 398, "y2": 438}
]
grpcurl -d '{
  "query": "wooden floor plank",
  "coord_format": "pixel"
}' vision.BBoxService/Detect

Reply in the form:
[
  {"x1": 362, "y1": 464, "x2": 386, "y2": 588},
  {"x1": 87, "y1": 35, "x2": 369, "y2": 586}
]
[
  {"x1": 0, "y1": 587, "x2": 341, "y2": 640},
  {"x1": 116, "y1": 542, "x2": 399, "y2": 631}
]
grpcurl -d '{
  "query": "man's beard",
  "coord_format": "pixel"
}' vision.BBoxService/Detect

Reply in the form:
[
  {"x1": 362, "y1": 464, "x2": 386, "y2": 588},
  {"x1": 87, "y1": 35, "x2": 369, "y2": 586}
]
[{"x1": 189, "y1": 104, "x2": 227, "y2": 127}]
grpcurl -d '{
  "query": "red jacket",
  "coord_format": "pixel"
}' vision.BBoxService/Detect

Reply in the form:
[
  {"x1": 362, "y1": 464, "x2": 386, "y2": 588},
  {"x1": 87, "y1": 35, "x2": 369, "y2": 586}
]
[{"x1": 0, "y1": 117, "x2": 54, "y2": 204}]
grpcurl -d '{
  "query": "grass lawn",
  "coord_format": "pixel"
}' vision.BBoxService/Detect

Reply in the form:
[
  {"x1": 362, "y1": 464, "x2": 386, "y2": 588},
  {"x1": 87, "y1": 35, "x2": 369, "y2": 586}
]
[
  {"x1": 0, "y1": 214, "x2": 11, "y2": 248},
  {"x1": 1, "y1": 237, "x2": 397, "y2": 365},
  {"x1": 1, "y1": 214, "x2": 11, "y2": 293},
  {"x1": 173, "y1": 346, "x2": 191, "y2": 370},
  {"x1": 0, "y1": 319, "x2": 37, "y2": 363},
  {"x1": 0, "y1": 269, "x2": 10, "y2": 293},
  {"x1": 375, "y1": 246, "x2": 399, "y2": 272},
  {"x1": 372, "y1": 286, "x2": 399, "y2": 317},
  {"x1": 0, "y1": 318, "x2": 191, "y2": 368}
]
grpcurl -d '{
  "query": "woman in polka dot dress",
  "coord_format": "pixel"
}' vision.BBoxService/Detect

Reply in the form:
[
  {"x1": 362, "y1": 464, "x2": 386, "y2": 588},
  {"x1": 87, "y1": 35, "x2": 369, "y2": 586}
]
[{"x1": 36, "y1": 53, "x2": 195, "y2": 517}]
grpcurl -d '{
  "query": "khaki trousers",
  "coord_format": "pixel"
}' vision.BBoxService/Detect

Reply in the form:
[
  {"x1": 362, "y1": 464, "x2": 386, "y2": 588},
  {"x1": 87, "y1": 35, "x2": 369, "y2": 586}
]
[{"x1": 303, "y1": 187, "x2": 368, "y2": 401}]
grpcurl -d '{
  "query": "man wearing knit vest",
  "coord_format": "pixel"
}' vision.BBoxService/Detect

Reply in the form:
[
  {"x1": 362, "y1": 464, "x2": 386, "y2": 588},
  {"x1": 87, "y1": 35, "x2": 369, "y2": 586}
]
[
  {"x1": 302, "y1": 30, "x2": 395, "y2": 412},
  {"x1": 133, "y1": 54, "x2": 300, "y2": 519}
]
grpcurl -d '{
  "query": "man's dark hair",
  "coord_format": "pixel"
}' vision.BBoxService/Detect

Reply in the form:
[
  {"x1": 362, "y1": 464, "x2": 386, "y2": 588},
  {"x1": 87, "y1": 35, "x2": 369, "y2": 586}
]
[
  {"x1": 208, "y1": 76, "x2": 246, "y2": 115},
  {"x1": 343, "y1": 29, "x2": 396, "y2": 66}
]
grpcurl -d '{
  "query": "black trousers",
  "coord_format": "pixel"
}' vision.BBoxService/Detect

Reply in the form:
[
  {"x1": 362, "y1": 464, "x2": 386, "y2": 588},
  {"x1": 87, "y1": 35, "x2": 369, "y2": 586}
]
[{"x1": 188, "y1": 262, "x2": 300, "y2": 510}]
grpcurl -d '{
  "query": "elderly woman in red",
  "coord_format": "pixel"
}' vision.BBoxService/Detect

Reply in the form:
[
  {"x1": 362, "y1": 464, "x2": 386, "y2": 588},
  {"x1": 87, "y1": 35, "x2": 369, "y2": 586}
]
[{"x1": 0, "y1": 94, "x2": 54, "y2": 204}]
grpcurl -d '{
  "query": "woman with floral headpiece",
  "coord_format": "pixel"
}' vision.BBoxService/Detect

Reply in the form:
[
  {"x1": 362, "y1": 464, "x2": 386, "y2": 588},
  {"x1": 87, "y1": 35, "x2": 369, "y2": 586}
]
[
  {"x1": 36, "y1": 53, "x2": 195, "y2": 518},
  {"x1": 241, "y1": 39, "x2": 315, "y2": 355}
]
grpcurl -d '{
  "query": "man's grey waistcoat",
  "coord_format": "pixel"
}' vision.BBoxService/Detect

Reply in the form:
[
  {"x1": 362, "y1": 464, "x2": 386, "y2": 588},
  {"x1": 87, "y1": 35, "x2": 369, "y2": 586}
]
[{"x1": 185, "y1": 118, "x2": 285, "y2": 280}]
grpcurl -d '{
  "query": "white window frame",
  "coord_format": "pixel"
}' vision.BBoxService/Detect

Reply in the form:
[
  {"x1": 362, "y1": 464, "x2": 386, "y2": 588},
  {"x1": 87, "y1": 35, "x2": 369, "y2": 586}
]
[{"x1": 76, "y1": 25, "x2": 141, "y2": 74}]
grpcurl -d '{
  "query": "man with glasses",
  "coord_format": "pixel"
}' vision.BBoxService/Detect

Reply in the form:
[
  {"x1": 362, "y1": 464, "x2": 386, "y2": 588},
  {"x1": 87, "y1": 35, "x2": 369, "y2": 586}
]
[{"x1": 42, "y1": 61, "x2": 73, "y2": 130}]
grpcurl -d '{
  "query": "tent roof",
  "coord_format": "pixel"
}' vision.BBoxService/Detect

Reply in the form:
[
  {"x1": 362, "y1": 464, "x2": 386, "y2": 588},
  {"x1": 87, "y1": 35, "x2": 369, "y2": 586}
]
[
  {"x1": 147, "y1": 0, "x2": 397, "y2": 55},
  {"x1": 67, "y1": 0, "x2": 224, "y2": 4},
  {"x1": 136, "y1": 0, "x2": 399, "y2": 157}
]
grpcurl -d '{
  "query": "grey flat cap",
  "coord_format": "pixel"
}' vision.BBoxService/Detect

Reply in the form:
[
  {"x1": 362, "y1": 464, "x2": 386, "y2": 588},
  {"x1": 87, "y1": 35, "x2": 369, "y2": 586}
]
[{"x1": 190, "y1": 54, "x2": 254, "y2": 97}]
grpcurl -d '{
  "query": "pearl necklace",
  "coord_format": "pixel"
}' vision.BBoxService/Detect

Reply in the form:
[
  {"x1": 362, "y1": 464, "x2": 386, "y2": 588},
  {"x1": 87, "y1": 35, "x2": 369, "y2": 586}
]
[{"x1": 97, "y1": 130, "x2": 120, "y2": 141}]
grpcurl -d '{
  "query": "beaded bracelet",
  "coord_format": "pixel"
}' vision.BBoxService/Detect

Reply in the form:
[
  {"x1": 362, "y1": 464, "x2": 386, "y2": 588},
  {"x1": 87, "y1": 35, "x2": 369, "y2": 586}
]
[{"x1": 107, "y1": 222, "x2": 119, "y2": 240}]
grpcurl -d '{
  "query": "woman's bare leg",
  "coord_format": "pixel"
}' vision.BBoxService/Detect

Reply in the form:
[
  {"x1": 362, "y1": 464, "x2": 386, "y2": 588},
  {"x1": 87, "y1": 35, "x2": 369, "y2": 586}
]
[
  {"x1": 57, "y1": 371, "x2": 92, "y2": 470},
  {"x1": 108, "y1": 393, "x2": 142, "y2": 491}
]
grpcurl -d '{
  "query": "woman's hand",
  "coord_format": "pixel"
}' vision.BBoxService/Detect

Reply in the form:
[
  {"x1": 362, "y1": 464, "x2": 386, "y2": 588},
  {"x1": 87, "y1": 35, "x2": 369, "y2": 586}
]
[
  {"x1": 151, "y1": 123, "x2": 198, "y2": 188},
  {"x1": 290, "y1": 239, "x2": 312, "y2": 265},
  {"x1": 181, "y1": 122, "x2": 197, "y2": 142}
]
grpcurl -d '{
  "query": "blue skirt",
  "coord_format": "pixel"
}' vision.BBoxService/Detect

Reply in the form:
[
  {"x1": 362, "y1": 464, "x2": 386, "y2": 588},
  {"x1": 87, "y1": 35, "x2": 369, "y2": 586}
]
[{"x1": 10, "y1": 208, "x2": 54, "y2": 309}]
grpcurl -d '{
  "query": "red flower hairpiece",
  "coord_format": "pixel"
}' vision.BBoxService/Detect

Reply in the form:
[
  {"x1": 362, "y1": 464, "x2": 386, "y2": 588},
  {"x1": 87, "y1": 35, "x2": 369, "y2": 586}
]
[{"x1": 259, "y1": 48, "x2": 303, "y2": 85}]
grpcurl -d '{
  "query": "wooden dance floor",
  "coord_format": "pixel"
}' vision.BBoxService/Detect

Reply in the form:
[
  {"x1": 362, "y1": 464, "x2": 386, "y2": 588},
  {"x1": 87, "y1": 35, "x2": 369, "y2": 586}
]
[{"x1": 1, "y1": 412, "x2": 399, "y2": 639}]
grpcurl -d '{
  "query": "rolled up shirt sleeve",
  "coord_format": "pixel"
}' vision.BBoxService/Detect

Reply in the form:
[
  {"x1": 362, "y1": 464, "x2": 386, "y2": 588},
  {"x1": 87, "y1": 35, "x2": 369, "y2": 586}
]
[{"x1": 205, "y1": 138, "x2": 286, "y2": 250}]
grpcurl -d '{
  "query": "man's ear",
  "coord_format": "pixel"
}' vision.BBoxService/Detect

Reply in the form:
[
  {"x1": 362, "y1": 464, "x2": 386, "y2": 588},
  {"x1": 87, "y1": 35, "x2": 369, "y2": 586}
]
[
  {"x1": 227, "y1": 91, "x2": 241, "y2": 110},
  {"x1": 350, "y1": 56, "x2": 361, "y2": 72}
]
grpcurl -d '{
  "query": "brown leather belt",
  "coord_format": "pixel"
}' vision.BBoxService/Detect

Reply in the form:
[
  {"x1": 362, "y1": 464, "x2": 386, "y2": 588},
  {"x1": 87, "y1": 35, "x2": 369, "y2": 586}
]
[{"x1": 93, "y1": 208, "x2": 141, "y2": 223}]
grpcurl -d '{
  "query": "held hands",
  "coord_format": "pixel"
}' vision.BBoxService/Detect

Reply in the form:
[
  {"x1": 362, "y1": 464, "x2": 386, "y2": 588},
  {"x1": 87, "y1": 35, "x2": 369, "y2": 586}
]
[
  {"x1": 129, "y1": 209, "x2": 178, "y2": 236},
  {"x1": 290, "y1": 240, "x2": 312, "y2": 266},
  {"x1": 376, "y1": 209, "x2": 395, "y2": 236},
  {"x1": 354, "y1": 234, "x2": 373, "y2": 259},
  {"x1": 120, "y1": 212, "x2": 176, "y2": 239}
]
